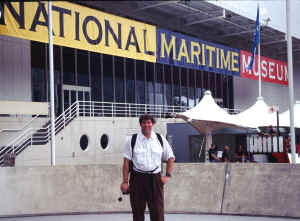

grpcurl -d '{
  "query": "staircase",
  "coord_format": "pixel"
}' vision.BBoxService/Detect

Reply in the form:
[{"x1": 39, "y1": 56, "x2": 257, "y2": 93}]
[{"x1": 0, "y1": 101, "x2": 78, "y2": 166}]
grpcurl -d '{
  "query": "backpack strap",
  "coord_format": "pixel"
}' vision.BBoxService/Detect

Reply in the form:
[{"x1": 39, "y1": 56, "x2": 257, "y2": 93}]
[
  {"x1": 129, "y1": 134, "x2": 137, "y2": 173},
  {"x1": 156, "y1": 133, "x2": 163, "y2": 148},
  {"x1": 156, "y1": 133, "x2": 165, "y2": 174},
  {"x1": 131, "y1": 133, "x2": 137, "y2": 151}
]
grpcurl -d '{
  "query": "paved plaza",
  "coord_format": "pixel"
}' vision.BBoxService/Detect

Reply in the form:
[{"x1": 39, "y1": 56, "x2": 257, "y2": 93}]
[{"x1": 0, "y1": 214, "x2": 297, "y2": 221}]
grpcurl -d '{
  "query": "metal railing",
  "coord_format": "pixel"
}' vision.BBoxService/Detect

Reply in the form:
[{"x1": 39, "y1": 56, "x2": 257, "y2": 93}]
[
  {"x1": 76, "y1": 101, "x2": 188, "y2": 118},
  {"x1": 0, "y1": 101, "x2": 188, "y2": 165}
]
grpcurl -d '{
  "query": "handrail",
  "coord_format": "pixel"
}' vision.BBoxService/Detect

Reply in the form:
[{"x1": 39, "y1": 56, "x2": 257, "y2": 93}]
[
  {"x1": 0, "y1": 114, "x2": 41, "y2": 133},
  {"x1": 0, "y1": 127, "x2": 36, "y2": 155}
]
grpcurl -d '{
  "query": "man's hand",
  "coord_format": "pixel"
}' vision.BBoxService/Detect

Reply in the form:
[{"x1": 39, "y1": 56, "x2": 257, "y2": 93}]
[
  {"x1": 120, "y1": 182, "x2": 129, "y2": 194},
  {"x1": 161, "y1": 176, "x2": 170, "y2": 185}
]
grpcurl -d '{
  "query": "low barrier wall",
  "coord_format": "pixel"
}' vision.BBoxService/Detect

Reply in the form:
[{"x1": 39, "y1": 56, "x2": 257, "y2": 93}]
[
  {"x1": 222, "y1": 163, "x2": 300, "y2": 217},
  {"x1": 0, "y1": 164, "x2": 299, "y2": 218}
]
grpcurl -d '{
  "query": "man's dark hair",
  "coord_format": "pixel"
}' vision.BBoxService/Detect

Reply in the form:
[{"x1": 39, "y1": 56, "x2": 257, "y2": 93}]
[{"x1": 139, "y1": 114, "x2": 156, "y2": 125}]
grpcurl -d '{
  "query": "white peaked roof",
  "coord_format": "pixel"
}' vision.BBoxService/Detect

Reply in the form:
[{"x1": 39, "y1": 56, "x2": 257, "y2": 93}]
[
  {"x1": 279, "y1": 101, "x2": 300, "y2": 128},
  {"x1": 233, "y1": 97, "x2": 277, "y2": 129},
  {"x1": 176, "y1": 91, "x2": 244, "y2": 134}
]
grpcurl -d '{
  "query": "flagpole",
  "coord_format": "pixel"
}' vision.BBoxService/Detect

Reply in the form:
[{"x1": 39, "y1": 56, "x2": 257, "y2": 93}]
[
  {"x1": 258, "y1": 36, "x2": 261, "y2": 97},
  {"x1": 286, "y1": 0, "x2": 296, "y2": 163},
  {"x1": 258, "y1": 4, "x2": 261, "y2": 98},
  {"x1": 48, "y1": 1, "x2": 56, "y2": 166}
]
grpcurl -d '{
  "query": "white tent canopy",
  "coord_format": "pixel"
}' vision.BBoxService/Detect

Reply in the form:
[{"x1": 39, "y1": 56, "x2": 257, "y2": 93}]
[
  {"x1": 176, "y1": 91, "x2": 244, "y2": 134},
  {"x1": 233, "y1": 96, "x2": 277, "y2": 129},
  {"x1": 279, "y1": 101, "x2": 300, "y2": 128}
]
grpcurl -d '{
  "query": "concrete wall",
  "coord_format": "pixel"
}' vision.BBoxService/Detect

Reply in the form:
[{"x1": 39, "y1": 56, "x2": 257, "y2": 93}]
[
  {"x1": 15, "y1": 117, "x2": 184, "y2": 166},
  {"x1": 0, "y1": 164, "x2": 299, "y2": 218},
  {"x1": 222, "y1": 163, "x2": 300, "y2": 217},
  {"x1": 0, "y1": 35, "x2": 31, "y2": 101}
]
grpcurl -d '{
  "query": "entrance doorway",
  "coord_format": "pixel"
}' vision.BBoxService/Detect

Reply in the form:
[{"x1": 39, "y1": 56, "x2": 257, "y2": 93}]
[{"x1": 63, "y1": 84, "x2": 91, "y2": 112}]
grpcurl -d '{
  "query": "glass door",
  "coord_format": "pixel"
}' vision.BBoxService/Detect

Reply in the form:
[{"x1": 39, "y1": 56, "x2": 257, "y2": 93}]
[{"x1": 62, "y1": 84, "x2": 91, "y2": 116}]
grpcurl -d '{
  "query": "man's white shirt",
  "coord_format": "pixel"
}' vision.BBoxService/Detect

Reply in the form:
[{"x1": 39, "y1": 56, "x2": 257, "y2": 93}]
[{"x1": 123, "y1": 131, "x2": 175, "y2": 173}]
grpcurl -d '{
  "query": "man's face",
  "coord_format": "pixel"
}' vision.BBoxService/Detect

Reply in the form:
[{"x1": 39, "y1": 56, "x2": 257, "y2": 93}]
[{"x1": 141, "y1": 119, "x2": 153, "y2": 135}]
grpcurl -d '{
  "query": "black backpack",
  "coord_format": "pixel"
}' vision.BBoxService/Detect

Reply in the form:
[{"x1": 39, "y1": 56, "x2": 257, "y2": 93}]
[{"x1": 129, "y1": 133, "x2": 163, "y2": 173}]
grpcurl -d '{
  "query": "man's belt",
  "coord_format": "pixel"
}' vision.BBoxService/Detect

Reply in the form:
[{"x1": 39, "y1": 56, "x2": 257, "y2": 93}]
[{"x1": 133, "y1": 166, "x2": 159, "y2": 174}]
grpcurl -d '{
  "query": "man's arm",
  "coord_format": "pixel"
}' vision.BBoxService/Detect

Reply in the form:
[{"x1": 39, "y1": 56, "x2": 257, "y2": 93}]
[
  {"x1": 121, "y1": 158, "x2": 130, "y2": 193},
  {"x1": 166, "y1": 157, "x2": 174, "y2": 176},
  {"x1": 121, "y1": 137, "x2": 132, "y2": 194},
  {"x1": 122, "y1": 158, "x2": 130, "y2": 183},
  {"x1": 161, "y1": 157, "x2": 174, "y2": 185},
  {"x1": 160, "y1": 135, "x2": 175, "y2": 184}
]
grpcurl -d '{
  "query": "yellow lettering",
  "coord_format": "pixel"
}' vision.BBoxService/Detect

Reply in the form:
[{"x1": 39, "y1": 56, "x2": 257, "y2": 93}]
[
  {"x1": 231, "y1": 52, "x2": 239, "y2": 72},
  {"x1": 202, "y1": 43, "x2": 206, "y2": 66},
  {"x1": 190, "y1": 41, "x2": 201, "y2": 65},
  {"x1": 206, "y1": 45, "x2": 215, "y2": 68},
  {"x1": 220, "y1": 49, "x2": 231, "y2": 70},
  {"x1": 216, "y1": 48, "x2": 220, "y2": 68},
  {"x1": 161, "y1": 33, "x2": 176, "y2": 60},
  {"x1": 177, "y1": 39, "x2": 190, "y2": 63}
]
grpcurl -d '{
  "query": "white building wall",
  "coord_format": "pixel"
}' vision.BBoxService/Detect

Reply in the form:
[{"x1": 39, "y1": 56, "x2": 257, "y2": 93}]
[
  {"x1": 234, "y1": 64, "x2": 300, "y2": 113},
  {"x1": 0, "y1": 35, "x2": 31, "y2": 101},
  {"x1": 15, "y1": 117, "x2": 181, "y2": 166}
]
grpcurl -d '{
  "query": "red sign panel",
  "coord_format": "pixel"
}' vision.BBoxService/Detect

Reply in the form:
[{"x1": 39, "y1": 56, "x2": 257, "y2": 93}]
[{"x1": 240, "y1": 50, "x2": 288, "y2": 86}]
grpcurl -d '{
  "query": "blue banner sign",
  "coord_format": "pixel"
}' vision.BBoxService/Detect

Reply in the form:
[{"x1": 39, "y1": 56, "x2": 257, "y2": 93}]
[{"x1": 156, "y1": 28, "x2": 240, "y2": 76}]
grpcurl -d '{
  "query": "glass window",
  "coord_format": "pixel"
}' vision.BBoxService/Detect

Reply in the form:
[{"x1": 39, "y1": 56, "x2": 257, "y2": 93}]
[
  {"x1": 156, "y1": 64, "x2": 164, "y2": 106},
  {"x1": 77, "y1": 49, "x2": 89, "y2": 87},
  {"x1": 31, "y1": 41, "x2": 47, "y2": 102},
  {"x1": 80, "y1": 134, "x2": 89, "y2": 151},
  {"x1": 195, "y1": 70, "x2": 202, "y2": 105},
  {"x1": 216, "y1": 73, "x2": 222, "y2": 99},
  {"x1": 136, "y1": 60, "x2": 145, "y2": 104},
  {"x1": 173, "y1": 67, "x2": 180, "y2": 106},
  {"x1": 115, "y1": 56, "x2": 125, "y2": 103},
  {"x1": 228, "y1": 76, "x2": 234, "y2": 110},
  {"x1": 164, "y1": 65, "x2": 172, "y2": 106},
  {"x1": 188, "y1": 69, "x2": 195, "y2": 107},
  {"x1": 45, "y1": 45, "x2": 62, "y2": 113},
  {"x1": 54, "y1": 45, "x2": 61, "y2": 115},
  {"x1": 126, "y1": 58, "x2": 135, "y2": 104},
  {"x1": 203, "y1": 71, "x2": 209, "y2": 91},
  {"x1": 181, "y1": 68, "x2": 188, "y2": 107},
  {"x1": 103, "y1": 54, "x2": 114, "y2": 102},
  {"x1": 90, "y1": 52, "x2": 102, "y2": 102},
  {"x1": 146, "y1": 62, "x2": 155, "y2": 105},
  {"x1": 210, "y1": 72, "x2": 216, "y2": 97},
  {"x1": 100, "y1": 134, "x2": 109, "y2": 150},
  {"x1": 63, "y1": 47, "x2": 75, "y2": 85},
  {"x1": 223, "y1": 75, "x2": 229, "y2": 108}
]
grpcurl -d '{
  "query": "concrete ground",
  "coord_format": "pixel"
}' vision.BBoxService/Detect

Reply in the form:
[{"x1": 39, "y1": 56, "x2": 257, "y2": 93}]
[{"x1": 0, "y1": 214, "x2": 297, "y2": 221}]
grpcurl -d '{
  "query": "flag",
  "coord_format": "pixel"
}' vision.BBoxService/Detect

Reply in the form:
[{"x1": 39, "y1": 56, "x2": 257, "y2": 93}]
[{"x1": 247, "y1": 6, "x2": 260, "y2": 70}]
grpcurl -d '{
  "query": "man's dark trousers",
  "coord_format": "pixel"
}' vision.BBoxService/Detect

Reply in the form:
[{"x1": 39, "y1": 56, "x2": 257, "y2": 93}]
[{"x1": 129, "y1": 171, "x2": 164, "y2": 221}]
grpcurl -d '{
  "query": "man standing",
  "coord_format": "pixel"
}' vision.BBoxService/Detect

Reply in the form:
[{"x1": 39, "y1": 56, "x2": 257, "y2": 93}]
[{"x1": 120, "y1": 114, "x2": 175, "y2": 221}]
